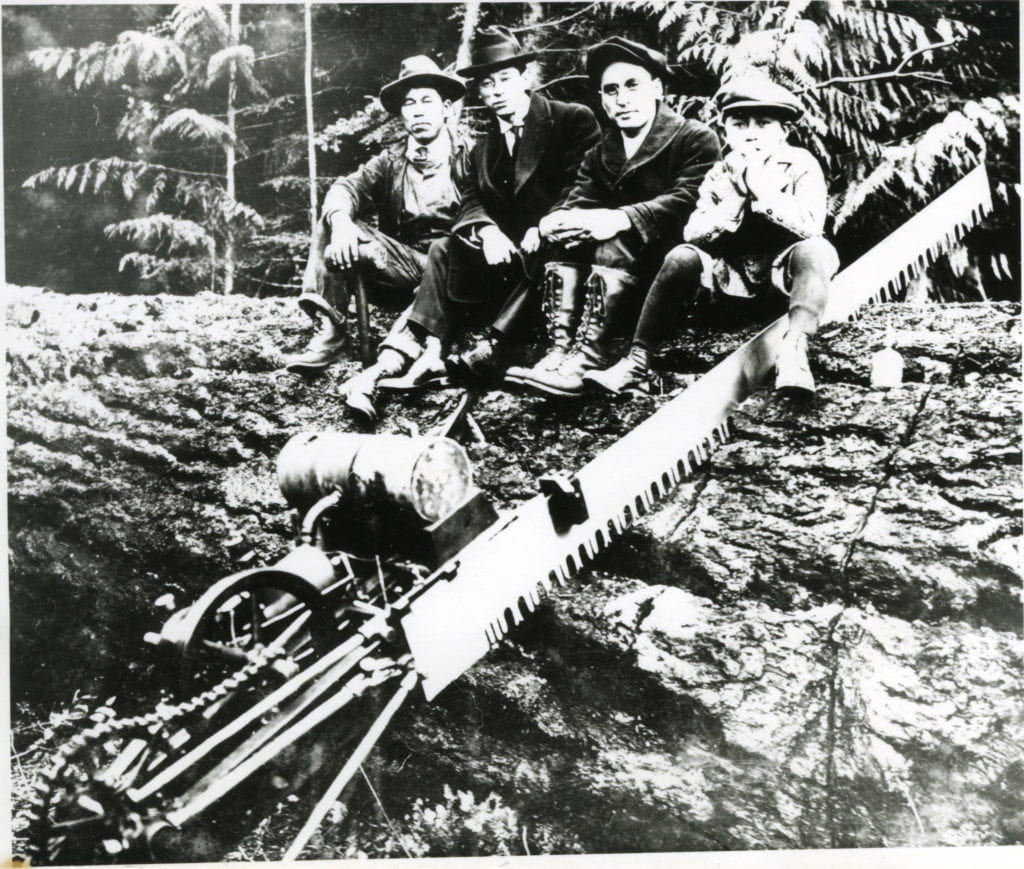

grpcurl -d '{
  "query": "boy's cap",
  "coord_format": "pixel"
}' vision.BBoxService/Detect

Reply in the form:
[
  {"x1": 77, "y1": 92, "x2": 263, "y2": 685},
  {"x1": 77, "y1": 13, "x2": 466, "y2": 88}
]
[
  {"x1": 586, "y1": 36, "x2": 670, "y2": 83},
  {"x1": 716, "y1": 77, "x2": 803, "y2": 120},
  {"x1": 379, "y1": 56, "x2": 465, "y2": 114},
  {"x1": 457, "y1": 26, "x2": 538, "y2": 77}
]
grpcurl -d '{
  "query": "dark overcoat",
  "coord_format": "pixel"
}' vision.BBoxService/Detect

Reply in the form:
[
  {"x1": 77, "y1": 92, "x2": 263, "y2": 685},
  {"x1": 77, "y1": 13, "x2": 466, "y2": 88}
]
[
  {"x1": 558, "y1": 103, "x2": 721, "y2": 250},
  {"x1": 453, "y1": 92, "x2": 601, "y2": 244}
]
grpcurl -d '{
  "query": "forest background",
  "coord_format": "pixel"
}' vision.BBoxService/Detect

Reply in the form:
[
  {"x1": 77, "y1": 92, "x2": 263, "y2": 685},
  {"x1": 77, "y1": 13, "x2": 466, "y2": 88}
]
[{"x1": 2, "y1": 0, "x2": 1020, "y2": 304}]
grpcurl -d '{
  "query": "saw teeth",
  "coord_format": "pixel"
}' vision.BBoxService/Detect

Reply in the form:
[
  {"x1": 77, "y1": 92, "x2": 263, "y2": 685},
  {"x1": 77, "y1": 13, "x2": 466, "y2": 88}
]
[{"x1": 543, "y1": 572, "x2": 556, "y2": 591}]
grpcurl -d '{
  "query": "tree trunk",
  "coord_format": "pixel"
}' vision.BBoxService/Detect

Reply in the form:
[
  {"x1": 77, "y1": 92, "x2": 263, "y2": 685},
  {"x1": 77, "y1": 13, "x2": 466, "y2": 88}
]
[
  {"x1": 6, "y1": 284, "x2": 1021, "y2": 853},
  {"x1": 223, "y1": 1, "x2": 240, "y2": 295},
  {"x1": 304, "y1": 0, "x2": 317, "y2": 239}
]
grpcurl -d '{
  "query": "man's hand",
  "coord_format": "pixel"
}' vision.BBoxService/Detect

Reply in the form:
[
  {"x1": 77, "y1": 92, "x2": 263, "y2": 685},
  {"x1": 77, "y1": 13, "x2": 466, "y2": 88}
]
[
  {"x1": 541, "y1": 208, "x2": 630, "y2": 244},
  {"x1": 742, "y1": 155, "x2": 788, "y2": 201},
  {"x1": 324, "y1": 217, "x2": 365, "y2": 270},
  {"x1": 520, "y1": 226, "x2": 542, "y2": 255},
  {"x1": 479, "y1": 224, "x2": 518, "y2": 265}
]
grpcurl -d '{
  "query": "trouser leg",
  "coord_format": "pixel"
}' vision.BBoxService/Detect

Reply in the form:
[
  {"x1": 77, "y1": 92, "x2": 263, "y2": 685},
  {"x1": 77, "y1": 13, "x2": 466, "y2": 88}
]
[
  {"x1": 774, "y1": 238, "x2": 838, "y2": 396},
  {"x1": 632, "y1": 245, "x2": 705, "y2": 351},
  {"x1": 784, "y1": 238, "x2": 835, "y2": 336},
  {"x1": 406, "y1": 237, "x2": 457, "y2": 340}
]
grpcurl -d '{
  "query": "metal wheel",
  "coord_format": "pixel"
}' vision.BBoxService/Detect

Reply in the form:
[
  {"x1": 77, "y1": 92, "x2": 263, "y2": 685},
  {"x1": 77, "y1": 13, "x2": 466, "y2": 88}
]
[{"x1": 175, "y1": 568, "x2": 338, "y2": 692}]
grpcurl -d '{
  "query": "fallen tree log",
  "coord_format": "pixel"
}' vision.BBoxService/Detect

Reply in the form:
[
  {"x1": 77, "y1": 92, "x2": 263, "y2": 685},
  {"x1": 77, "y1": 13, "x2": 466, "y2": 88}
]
[{"x1": 6, "y1": 284, "x2": 1022, "y2": 855}]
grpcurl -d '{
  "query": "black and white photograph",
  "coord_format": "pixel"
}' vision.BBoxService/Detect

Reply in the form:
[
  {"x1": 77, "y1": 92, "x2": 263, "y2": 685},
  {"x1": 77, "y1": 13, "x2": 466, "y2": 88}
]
[{"x1": 3, "y1": 1, "x2": 1021, "y2": 865}]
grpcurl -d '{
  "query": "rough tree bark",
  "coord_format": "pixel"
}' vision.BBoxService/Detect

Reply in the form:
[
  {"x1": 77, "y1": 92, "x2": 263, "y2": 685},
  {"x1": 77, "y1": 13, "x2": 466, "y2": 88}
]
[{"x1": 6, "y1": 285, "x2": 1022, "y2": 854}]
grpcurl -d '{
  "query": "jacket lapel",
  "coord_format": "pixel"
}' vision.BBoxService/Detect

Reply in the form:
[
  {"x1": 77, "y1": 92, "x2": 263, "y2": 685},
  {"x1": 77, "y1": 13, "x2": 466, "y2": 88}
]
[
  {"x1": 514, "y1": 92, "x2": 553, "y2": 195},
  {"x1": 602, "y1": 102, "x2": 683, "y2": 183},
  {"x1": 386, "y1": 140, "x2": 406, "y2": 223}
]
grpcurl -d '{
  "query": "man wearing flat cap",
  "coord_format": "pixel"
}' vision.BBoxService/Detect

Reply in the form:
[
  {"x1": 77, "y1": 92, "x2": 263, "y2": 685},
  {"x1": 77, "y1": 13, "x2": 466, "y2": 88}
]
[
  {"x1": 584, "y1": 75, "x2": 838, "y2": 397},
  {"x1": 507, "y1": 36, "x2": 721, "y2": 395},
  {"x1": 285, "y1": 55, "x2": 470, "y2": 374},
  {"x1": 389, "y1": 25, "x2": 601, "y2": 384}
]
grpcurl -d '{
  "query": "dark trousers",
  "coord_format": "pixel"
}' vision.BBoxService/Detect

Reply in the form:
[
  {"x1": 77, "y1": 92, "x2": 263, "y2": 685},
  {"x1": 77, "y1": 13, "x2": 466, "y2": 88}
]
[
  {"x1": 407, "y1": 235, "x2": 548, "y2": 342},
  {"x1": 300, "y1": 220, "x2": 428, "y2": 320}
]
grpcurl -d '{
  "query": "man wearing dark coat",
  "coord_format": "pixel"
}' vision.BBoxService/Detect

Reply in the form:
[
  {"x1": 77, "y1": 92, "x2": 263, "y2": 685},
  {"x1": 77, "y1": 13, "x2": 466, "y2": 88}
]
[
  {"x1": 339, "y1": 26, "x2": 600, "y2": 415},
  {"x1": 506, "y1": 36, "x2": 721, "y2": 395},
  {"x1": 285, "y1": 56, "x2": 469, "y2": 374}
]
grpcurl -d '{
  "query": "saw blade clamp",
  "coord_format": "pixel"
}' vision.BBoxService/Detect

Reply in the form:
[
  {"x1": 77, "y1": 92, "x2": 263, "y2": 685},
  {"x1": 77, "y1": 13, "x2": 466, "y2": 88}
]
[{"x1": 538, "y1": 473, "x2": 590, "y2": 534}]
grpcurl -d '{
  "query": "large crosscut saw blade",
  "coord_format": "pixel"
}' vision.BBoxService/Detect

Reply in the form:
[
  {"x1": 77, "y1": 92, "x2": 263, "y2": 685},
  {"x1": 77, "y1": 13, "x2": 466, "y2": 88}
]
[{"x1": 402, "y1": 164, "x2": 992, "y2": 701}]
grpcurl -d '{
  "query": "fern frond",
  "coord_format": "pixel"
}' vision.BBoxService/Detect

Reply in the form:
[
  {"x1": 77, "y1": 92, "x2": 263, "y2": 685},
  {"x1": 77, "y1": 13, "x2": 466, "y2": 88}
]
[
  {"x1": 105, "y1": 214, "x2": 216, "y2": 256},
  {"x1": 205, "y1": 45, "x2": 266, "y2": 97},
  {"x1": 152, "y1": 108, "x2": 235, "y2": 148},
  {"x1": 169, "y1": 1, "x2": 230, "y2": 50}
]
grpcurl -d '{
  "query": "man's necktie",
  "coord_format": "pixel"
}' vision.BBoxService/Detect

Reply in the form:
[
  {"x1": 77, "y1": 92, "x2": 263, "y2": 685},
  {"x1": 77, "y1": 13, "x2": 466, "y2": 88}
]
[{"x1": 510, "y1": 125, "x2": 523, "y2": 159}]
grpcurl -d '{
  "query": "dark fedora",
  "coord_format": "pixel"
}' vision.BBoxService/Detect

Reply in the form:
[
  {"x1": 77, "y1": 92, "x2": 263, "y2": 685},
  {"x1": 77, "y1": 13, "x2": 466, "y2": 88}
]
[
  {"x1": 379, "y1": 55, "x2": 465, "y2": 114},
  {"x1": 716, "y1": 76, "x2": 803, "y2": 120},
  {"x1": 586, "y1": 36, "x2": 670, "y2": 83},
  {"x1": 456, "y1": 26, "x2": 538, "y2": 78}
]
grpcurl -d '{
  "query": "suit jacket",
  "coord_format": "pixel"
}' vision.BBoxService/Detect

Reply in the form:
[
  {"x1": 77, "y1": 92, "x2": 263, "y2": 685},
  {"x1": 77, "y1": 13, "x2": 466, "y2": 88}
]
[
  {"x1": 454, "y1": 93, "x2": 600, "y2": 243},
  {"x1": 320, "y1": 130, "x2": 474, "y2": 249},
  {"x1": 556, "y1": 103, "x2": 721, "y2": 248},
  {"x1": 684, "y1": 145, "x2": 828, "y2": 249}
]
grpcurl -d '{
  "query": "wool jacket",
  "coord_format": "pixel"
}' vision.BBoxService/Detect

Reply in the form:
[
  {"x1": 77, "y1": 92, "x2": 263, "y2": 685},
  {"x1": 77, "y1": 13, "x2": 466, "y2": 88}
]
[
  {"x1": 684, "y1": 145, "x2": 828, "y2": 249},
  {"x1": 320, "y1": 130, "x2": 474, "y2": 250},
  {"x1": 555, "y1": 103, "x2": 721, "y2": 247},
  {"x1": 454, "y1": 92, "x2": 601, "y2": 243}
]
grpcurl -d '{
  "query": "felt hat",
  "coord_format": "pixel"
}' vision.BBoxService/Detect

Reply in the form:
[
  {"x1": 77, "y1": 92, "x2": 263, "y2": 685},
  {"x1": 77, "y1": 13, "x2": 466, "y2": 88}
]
[
  {"x1": 715, "y1": 76, "x2": 804, "y2": 120},
  {"x1": 379, "y1": 55, "x2": 465, "y2": 114},
  {"x1": 456, "y1": 26, "x2": 538, "y2": 77},
  {"x1": 585, "y1": 36, "x2": 670, "y2": 83}
]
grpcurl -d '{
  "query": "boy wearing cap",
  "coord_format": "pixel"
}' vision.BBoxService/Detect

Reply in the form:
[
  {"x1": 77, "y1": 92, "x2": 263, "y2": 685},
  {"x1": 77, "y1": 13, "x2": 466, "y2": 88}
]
[
  {"x1": 585, "y1": 76, "x2": 839, "y2": 397},
  {"x1": 507, "y1": 36, "x2": 720, "y2": 396},
  {"x1": 285, "y1": 56, "x2": 471, "y2": 374}
]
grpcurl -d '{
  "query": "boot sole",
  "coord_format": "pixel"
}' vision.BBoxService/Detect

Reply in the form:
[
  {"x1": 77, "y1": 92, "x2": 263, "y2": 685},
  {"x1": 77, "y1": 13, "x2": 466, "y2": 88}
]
[
  {"x1": 378, "y1": 374, "x2": 452, "y2": 392},
  {"x1": 285, "y1": 359, "x2": 340, "y2": 373},
  {"x1": 504, "y1": 376, "x2": 586, "y2": 397}
]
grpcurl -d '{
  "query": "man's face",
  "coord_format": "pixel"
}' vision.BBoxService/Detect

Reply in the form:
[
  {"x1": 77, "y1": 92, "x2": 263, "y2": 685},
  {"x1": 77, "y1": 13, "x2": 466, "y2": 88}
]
[
  {"x1": 723, "y1": 110, "x2": 789, "y2": 159},
  {"x1": 600, "y1": 61, "x2": 662, "y2": 134},
  {"x1": 476, "y1": 66, "x2": 529, "y2": 121},
  {"x1": 399, "y1": 87, "x2": 450, "y2": 143}
]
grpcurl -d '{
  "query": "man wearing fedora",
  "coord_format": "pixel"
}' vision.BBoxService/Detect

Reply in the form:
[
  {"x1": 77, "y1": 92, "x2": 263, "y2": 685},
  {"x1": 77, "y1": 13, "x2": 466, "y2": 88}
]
[
  {"x1": 506, "y1": 36, "x2": 720, "y2": 396},
  {"x1": 285, "y1": 56, "x2": 470, "y2": 374},
  {"x1": 394, "y1": 26, "x2": 602, "y2": 383}
]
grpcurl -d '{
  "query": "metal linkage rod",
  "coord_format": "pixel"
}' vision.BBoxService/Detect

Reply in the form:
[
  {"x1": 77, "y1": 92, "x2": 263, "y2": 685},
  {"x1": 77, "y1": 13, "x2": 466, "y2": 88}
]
[
  {"x1": 282, "y1": 669, "x2": 419, "y2": 861},
  {"x1": 165, "y1": 657, "x2": 403, "y2": 827}
]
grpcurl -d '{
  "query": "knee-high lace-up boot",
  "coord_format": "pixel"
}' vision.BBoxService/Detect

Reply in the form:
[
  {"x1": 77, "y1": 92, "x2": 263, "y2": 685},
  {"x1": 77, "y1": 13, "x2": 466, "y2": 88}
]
[{"x1": 514, "y1": 265, "x2": 637, "y2": 396}]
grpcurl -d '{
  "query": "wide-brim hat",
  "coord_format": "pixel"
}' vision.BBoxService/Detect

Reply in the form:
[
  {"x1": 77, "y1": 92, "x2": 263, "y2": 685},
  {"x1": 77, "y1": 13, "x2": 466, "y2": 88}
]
[
  {"x1": 379, "y1": 55, "x2": 465, "y2": 114},
  {"x1": 457, "y1": 25, "x2": 538, "y2": 78},
  {"x1": 715, "y1": 76, "x2": 804, "y2": 120},
  {"x1": 586, "y1": 36, "x2": 670, "y2": 83}
]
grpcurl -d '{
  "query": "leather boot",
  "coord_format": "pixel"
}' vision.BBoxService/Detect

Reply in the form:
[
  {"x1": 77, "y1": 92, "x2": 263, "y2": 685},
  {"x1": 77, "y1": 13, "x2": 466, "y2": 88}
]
[
  {"x1": 515, "y1": 265, "x2": 637, "y2": 396},
  {"x1": 775, "y1": 330, "x2": 815, "y2": 396},
  {"x1": 583, "y1": 345, "x2": 651, "y2": 395},
  {"x1": 285, "y1": 297, "x2": 348, "y2": 373},
  {"x1": 506, "y1": 263, "x2": 585, "y2": 386}
]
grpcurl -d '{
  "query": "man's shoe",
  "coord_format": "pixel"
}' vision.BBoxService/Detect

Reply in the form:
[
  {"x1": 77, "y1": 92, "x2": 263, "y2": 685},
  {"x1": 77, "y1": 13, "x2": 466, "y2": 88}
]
[
  {"x1": 378, "y1": 343, "x2": 449, "y2": 391},
  {"x1": 775, "y1": 330, "x2": 816, "y2": 396},
  {"x1": 339, "y1": 351, "x2": 406, "y2": 424},
  {"x1": 285, "y1": 308, "x2": 348, "y2": 373},
  {"x1": 445, "y1": 336, "x2": 508, "y2": 384},
  {"x1": 583, "y1": 346, "x2": 651, "y2": 395},
  {"x1": 509, "y1": 351, "x2": 592, "y2": 396}
]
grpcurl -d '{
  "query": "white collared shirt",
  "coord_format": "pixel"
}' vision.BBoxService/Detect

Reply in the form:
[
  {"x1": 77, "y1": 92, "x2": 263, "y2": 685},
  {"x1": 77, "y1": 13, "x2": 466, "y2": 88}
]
[
  {"x1": 621, "y1": 116, "x2": 655, "y2": 160},
  {"x1": 497, "y1": 105, "x2": 529, "y2": 156}
]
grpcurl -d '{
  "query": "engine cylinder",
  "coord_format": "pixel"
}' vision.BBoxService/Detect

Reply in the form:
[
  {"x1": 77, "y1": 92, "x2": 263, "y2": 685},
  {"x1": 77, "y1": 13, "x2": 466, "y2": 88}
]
[{"x1": 277, "y1": 431, "x2": 473, "y2": 525}]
